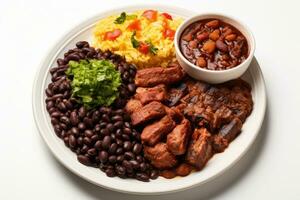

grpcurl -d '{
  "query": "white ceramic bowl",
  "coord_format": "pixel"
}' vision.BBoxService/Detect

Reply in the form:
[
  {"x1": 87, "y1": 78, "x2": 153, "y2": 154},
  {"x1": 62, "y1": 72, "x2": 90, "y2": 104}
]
[
  {"x1": 174, "y1": 13, "x2": 256, "y2": 84},
  {"x1": 32, "y1": 5, "x2": 266, "y2": 195}
]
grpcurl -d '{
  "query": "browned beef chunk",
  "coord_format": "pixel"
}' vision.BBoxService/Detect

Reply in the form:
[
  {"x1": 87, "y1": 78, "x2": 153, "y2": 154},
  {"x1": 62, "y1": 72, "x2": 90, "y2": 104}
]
[
  {"x1": 125, "y1": 99, "x2": 142, "y2": 114},
  {"x1": 165, "y1": 106, "x2": 184, "y2": 123},
  {"x1": 135, "y1": 66, "x2": 184, "y2": 87},
  {"x1": 175, "y1": 163, "x2": 193, "y2": 177},
  {"x1": 141, "y1": 115, "x2": 175, "y2": 146},
  {"x1": 167, "y1": 119, "x2": 191, "y2": 155},
  {"x1": 186, "y1": 128, "x2": 213, "y2": 170},
  {"x1": 144, "y1": 143, "x2": 178, "y2": 169},
  {"x1": 212, "y1": 135, "x2": 229, "y2": 153},
  {"x1": 219, "y1": 117, "x2": 242, "y2": 142},
  {"x1": 130, "y1": 101, "x2": 166, "y2": 126},
  {"x1": 135, "y1": 84, "x2": 167, "y2": 105}
]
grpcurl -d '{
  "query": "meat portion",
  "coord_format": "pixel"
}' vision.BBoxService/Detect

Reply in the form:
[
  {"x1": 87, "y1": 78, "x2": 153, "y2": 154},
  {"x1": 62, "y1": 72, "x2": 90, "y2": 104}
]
[
  {"x1": 212, "y1": 135, "x2": 229, "y2": 153},
  {"x1": 167, "y1": 119, "x2": 191, "y2": 155},
  {"x1": 130, "y1": 101, "x2": 166, "y2": 126},
  {"x1": 165, "y1": 106, "x2": 184, "y2": 123},
  {"x1": 135, "y1": 84, "x2": 167, "y2": 105},
  {"x1": 135, "y1": 66, "x2": 184, "y2": 87},
  {"x1": 125, "y1": 99, "x2": 142, "y2": 114},
  {"x1": 144, "y1": 143, "x2": 178, "y2": 169},
  {"x1": 141, "y1": 115, "x2": 175, "y2": 146},
  {"x1": 166, "y1": 83, "x2": 188, "y2": 107},
  {"x1": 219, "y1": 117, "x2": 242, "y2": 142},
  {"x1": 182, "y1": 79, "x2": 252, "y2": 131},
  {"x1": 175, "y1": 163, "x2": 193, "y2": 177},
  {"x1": 186, "y1": 128, "x2": 213, "y2": 170}
]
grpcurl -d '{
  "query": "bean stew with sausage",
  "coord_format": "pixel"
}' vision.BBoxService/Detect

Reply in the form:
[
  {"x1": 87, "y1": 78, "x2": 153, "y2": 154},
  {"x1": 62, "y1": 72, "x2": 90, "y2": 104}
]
[{"x1": 180, "y1": 19, "x2": 249, "y2": 70}]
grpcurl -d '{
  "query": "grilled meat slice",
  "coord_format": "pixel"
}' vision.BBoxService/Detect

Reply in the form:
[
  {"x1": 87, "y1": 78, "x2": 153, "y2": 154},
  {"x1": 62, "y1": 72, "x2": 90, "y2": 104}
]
[
  {"x1": 135, "y1": 66, "x2": 184, "y2": 87},
  {"x1": 130, "y1": 101, "x2": 166, "y2": 126},
  {"x1": 166, "y1": 83, "x2": 188, "y2": 107},
  {"x1": 165, "y1": 106, "x2": 184, "y2": 123},
  {"x1": 135, "y1": 84, "x2": 167, "y2": 105},
  {"x1": 212, "y1": 135, "x2": 229, "y2": 153},
  {"x1": 219, "y1": 117, "x2": 242, "y2": 142},
  {"x1": 167, "y1": 119, "x2": 191, "y2": 155},
  {"x1": 186, "y1": 128, "x2": 213, "y2": 170},
  {"x1": 141, "y1": 115, "x2": 176, "y2": 146},
  {"x1": 144, "y1": 143, "x2": 178, "y2": 169}
]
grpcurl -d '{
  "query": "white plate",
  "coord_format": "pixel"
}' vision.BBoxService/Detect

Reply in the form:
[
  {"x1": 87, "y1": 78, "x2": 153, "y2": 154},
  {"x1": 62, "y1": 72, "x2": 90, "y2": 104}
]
[{"x1": 32, "y1": 4, "x2": 266, "y2": 195}]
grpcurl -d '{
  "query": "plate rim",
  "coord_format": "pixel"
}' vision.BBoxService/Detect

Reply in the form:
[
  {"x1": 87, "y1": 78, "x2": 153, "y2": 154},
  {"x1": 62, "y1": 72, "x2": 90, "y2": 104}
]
[{"x1": 32, "y1": 3, "x2": 267, "y2": 195}]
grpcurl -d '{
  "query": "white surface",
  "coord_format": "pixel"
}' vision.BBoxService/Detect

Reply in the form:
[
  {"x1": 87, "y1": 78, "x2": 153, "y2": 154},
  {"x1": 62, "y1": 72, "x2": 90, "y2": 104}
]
[
  {"x1": 175, "y1": 13, "x2": 256, "y2": 84},
  {"x1": 0, "y1": 0, "x2": 300, "y2": 199},
  {"x1": 32, "y1": 5, "x2": 265, "y2": 193}
]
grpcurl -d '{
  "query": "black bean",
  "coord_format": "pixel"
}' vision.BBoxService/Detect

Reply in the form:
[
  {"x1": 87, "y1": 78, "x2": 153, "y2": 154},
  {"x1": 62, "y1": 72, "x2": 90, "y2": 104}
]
[
  {"x1": 45, "y1": 88, "x2": 53, "y2": 97},
  {"x1": 66, "y1": 53, "x2": 80, "y2": 62},
  {"x1": 77, "y1": 155, "x2": 92, "y2": 166},
  {"x1": 116, "y1": 147, "x2": 123, "y2": 155},
  {"x1": 81, "y1": 145, "x2": 89, "y2": 154},
  {"x1": 91, "y1": 135, "x2": 99, "y2": 143},
  {"x1": 136, "y1": 155, "x2": 143, "y2": 163},
  {"x1": 77, "y1": 137, "x2": 83, "y2": 146},
  {"x1": 76, "y1": 41, "x2": 89, "y2": 49},
  {"x1": 140, "y1": 162, "x2": 147, "y2": 172},
  {"x1": 123, "y1": 141, "x2": 132, "y2": 151},
  {"x1": 94, "y1": 140, "x2": 102, "y2": 150},
  {"x1": 87, "y1": 148, "x2": 97, "y2": 156},
  {"x1": 101, "y1": 114, "x2": 110, "y2": 122},
  {"x1": 99, "y1": 151, "x2": 108, "y2": 163},
  {"x1": 116, "y1": 166, "x2": 126, "y2": 176},
  {"x1": 64, "y1": 100, "x2": 73, "y2": 109},
  {"x1": 70, "y1": 111, "x2": 79, "y2": 126},
  {"x1": 129, "y1": 160, "x2": 139, "y2": 169},
  {"x1": 133, "y1": 143, "x2": 142, "y2": 155},
  {"x1": 71, "y1": 127, "x2": 79, "y2": 135},
  {"x1": 51, "y1": 117, "x2": 59, "y2": 126},
  {"x1": 99, "y1": 107, "x2": 112, "y2": 115},
  {"x1": 102, "y1": 136, "x2": 111, "y2": 149},
  {"x1": 54, "y1": 125, "x2": 62, "y2": 136},
  {"x1": 51, "y1": 111, "x2": 61, "y2": 118},
  {"x1": 60, "y1": 123, "x2": 68, "y2": 130},
  {"x1": 60, "y1": 116, "x2": 70, "y2": 125},
  {"x1": 108, "y1": 143, "x2": 118, "y2": 154},
  {"x1": 127, "y1": 84, "x2": 136, "y2": 93},
  {"x1": 117, "y1": 155, "x2": 124, "y2": 163},
  {"x1": 108, "y1": 155, "x2": 117, "y2": 164},
  {"x1": 122, "y1": 134, "x2": 130, "y2": 141},
  {"x1": 123, "y1": 127, "x2": 131, "y2": 135},
  {"x1": 99, "y1": 122, "x2": 107, "y2": 128},
  {"x1": 68, "y1": 135, "x2": 76, "y2": 148},
  {"x1": 114, "y1": 109, "x2": 124, "y2": 115},
  {"x1": 48, "y1": 107, "x2": 57, "y2": 114},
  {"x1": 112, "y1": 115, "x2": 123, "y2": 122},
  {"x1": 124, "y1": 122, "x2": 131, "y2": 128},
  {"x1": 124, "y1": 152, "x2": 135, "y2": 160},
  {"x1": 92, "y1": 111, "x2": 101, "y2": 123},
  {"x1": 105, "y1": 168, "x2": 116, "y2": 177},
  {"x1": 83, "y1": 117, "x2": 93, "y2": 128},
  {"x1": 78, "y1": 107, "x2": 86, "y2": 119},
  {"x1": 150, "y1": 170, "x2": 159, "y2": 179},
  {"x1": 58, "y1": 102, "x2": 67, "y2": 112},
  {"x1": 78, "y1": 122, "x2": 86, "y2": 130},
  {"x1": 106, "y1": 123, "x2": 114, "y2": 132},
  {"x1": 57, "y1": 58, "x2": 66, "y2": 66},
  {"x1": 116, "y1": 139, "x2": 123, "y2": 147},
  {"x1": 136, "y1": 173, "x2": 150, "y2": 182},
  {"x1": 84, "y1": 130, "x2": 93, "y2": 138},
  {"x1": 100, "y1": 128, "x2": 109, "y2": 136},
  {"x1": 83, "y1": 137, "x2": 92, "y2": 146},
  {"x1": 122, "y1": 160, "x2": 133, "y2": 173},
  {"x1": 114, "y1": 121, "x2": 123, "y2": 129}
]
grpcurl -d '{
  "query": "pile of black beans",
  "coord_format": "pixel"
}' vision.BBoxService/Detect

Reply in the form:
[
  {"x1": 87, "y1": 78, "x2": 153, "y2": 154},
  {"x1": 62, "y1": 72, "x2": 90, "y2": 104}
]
[{"x1": 45, "y1": 41, "x2": 158, "y2": 182}]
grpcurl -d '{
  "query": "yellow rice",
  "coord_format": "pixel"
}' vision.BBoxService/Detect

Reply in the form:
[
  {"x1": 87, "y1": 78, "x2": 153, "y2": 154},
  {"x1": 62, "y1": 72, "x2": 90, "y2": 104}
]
[{"x1": 92, "y1": 11, "x2": 182, "y2": 68}]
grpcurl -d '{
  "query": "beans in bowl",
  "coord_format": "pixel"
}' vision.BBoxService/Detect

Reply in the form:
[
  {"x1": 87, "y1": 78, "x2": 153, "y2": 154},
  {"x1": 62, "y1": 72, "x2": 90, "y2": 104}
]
[
  {"x1": 180, "y1": 19, "x2": 249, "y2": 70},
  {"x1": 45, "y1": 41, "x2": 158, "y2": 182}
]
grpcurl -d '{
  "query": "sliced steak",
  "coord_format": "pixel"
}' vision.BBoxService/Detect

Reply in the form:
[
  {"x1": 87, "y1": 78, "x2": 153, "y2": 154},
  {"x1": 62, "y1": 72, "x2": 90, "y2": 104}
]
[
  {"x1": 141, "y1": 115, "x2": 176, "y2": 146},
  {"x1": 167, "y1": 119, "x2": 191, "y2": 155},
  {"x1": 186, "y1": 128, "x2": 213, "y2": 170},
  {"x1": 130, "y1": 101, "x2": 166, "y2": 126},
  {"x1": 144, "y1": 143, "x2": 178, "y2": 169},
  {"x1": 212, "y1": 135, "x2": 229, "y2": 153},
  {"x1": 135, "y1": 84, "x2": 167, "y2": 105},
  {"x1": 219, "y1": 117, "x2": 242, "y2": 142},
  {"x1": 135, "y1": 66, "x2": 184, "y2": 87}
]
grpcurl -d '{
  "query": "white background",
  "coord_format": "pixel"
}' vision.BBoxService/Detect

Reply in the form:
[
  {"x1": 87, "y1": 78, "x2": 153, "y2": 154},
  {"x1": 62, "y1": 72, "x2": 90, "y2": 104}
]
[{"x1": 1, "y1": 0, "x2": 300, "y2": 199}]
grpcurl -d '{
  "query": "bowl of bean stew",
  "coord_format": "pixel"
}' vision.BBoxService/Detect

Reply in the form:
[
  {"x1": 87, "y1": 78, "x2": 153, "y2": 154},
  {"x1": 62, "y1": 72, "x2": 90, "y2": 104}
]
[{"x1": 174, "y1": 13, "x2": 255, "y2": 83}]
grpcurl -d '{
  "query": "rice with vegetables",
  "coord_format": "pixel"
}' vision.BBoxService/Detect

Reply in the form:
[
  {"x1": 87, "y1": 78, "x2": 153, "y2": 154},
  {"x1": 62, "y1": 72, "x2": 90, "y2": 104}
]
[{"x1": 93, "y1": 10, "x2": 182, "y2": 68}]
